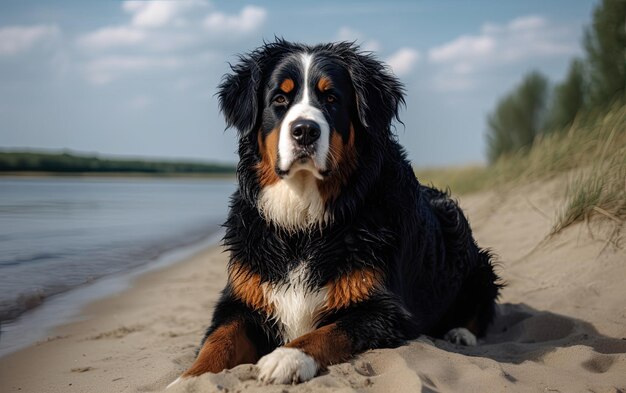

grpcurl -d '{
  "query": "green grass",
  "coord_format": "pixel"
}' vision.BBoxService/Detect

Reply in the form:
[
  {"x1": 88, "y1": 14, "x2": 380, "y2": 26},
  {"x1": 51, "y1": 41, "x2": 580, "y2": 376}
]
[{"x1": 415, "y1": 101, "x2": 626, "y2": 232}]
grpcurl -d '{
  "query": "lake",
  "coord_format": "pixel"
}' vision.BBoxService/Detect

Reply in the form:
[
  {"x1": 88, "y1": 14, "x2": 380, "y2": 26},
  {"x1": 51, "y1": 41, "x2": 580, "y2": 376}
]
[{"x1": 0, "y1": 176, "x2": 236, "y2": 324}]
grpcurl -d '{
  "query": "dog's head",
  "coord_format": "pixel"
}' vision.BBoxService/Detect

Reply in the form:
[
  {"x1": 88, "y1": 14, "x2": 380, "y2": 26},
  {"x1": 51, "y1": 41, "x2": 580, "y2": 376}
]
[{"x1": 219, "y1": 40, "x2": 404, "y2": 231}]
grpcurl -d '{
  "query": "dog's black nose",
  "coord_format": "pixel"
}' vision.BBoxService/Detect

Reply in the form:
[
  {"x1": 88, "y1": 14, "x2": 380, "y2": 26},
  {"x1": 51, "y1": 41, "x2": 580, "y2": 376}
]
[{"x1": 291, "y1": 119, "x2": 321, "y2": 146}]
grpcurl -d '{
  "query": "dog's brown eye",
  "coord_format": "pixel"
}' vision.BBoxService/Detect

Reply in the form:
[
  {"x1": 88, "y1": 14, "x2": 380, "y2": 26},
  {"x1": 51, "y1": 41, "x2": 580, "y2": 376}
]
[
  {"x1": 326, "y1": 95, "x2": 337, "y2": 104},
  {"x1": 273, "y1": 95, "x2": 287, "y2": 105}
]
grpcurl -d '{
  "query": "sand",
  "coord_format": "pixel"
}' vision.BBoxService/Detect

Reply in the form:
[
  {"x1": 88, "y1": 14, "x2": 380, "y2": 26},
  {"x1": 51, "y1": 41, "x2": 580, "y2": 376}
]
[{"x1": 1, "y1": 178, "x2": 625, "y2": 393}]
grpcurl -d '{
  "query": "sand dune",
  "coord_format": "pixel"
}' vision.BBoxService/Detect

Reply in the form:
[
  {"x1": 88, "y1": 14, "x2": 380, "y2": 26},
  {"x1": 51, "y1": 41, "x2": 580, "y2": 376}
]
[{"x1": 1, "y1": 178, "x2": 625, "y2": 392}]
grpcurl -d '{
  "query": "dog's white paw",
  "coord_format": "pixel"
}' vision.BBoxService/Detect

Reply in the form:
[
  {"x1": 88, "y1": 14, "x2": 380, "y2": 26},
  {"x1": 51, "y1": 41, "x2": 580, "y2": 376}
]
[
  {"x1": 444, "y1": 327, "x2": 477, "y2": 346},
  {"x1": 257, "y1": 347, "x2": 317, "y2": 384}
]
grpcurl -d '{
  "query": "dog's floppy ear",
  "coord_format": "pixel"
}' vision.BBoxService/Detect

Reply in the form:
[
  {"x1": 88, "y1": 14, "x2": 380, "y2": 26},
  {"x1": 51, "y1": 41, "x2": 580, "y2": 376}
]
[
  {"x1": 218, "y1": 41, "x2": 292, "y2": 136},
  {"x1": 340, "y1": 43, "x2": 405, "y2": 135},
  {"x1": 217, "y1": 56, "x2": 262, "y2": 136}
]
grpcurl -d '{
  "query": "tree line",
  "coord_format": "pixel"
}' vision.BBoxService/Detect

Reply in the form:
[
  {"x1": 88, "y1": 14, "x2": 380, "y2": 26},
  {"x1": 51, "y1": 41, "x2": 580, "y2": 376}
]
[
  {"x1": 486, "y1": 0, "x2": 625, "y2": 163},
  {"x1": 0, "y1": 151, "x2": 236, "y2": 175}
]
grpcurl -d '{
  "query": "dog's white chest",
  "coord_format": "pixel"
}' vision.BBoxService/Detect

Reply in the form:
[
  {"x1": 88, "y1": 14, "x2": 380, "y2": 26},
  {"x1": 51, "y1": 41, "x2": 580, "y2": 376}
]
[
  {"x1": 264, "y1": 263, "x2": 327, "y2": 343},
  {"x1": 257, "y1": 174, "x2": 330, "y2": 232}
]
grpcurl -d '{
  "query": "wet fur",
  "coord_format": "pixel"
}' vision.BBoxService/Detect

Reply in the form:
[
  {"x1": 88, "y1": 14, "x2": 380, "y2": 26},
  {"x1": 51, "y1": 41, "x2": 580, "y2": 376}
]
[{"x1": 178, "y1": 40, "x2": 502, "y2": 383}]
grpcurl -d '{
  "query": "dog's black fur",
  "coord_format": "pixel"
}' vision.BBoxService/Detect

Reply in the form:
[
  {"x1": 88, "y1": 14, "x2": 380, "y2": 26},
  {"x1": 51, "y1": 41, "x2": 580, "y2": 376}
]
[{"x1": 177, "y1": 40, "x2": 502, "y2": 383}]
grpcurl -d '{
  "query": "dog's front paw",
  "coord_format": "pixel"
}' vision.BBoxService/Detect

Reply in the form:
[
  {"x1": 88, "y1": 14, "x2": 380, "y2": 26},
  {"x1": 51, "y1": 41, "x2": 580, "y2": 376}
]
[
  {"x1": 257, "y1": 347, "x2": 317, "y2": 384},
  {"x1": 444, "y1": 327, "x2": 477, "y2": 346}
]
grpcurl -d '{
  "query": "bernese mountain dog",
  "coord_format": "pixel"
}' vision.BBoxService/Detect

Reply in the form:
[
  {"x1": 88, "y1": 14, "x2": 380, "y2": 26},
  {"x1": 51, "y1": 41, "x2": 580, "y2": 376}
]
[{"x1": 169, "y1": 40, "x2": 501, "y2": 386}]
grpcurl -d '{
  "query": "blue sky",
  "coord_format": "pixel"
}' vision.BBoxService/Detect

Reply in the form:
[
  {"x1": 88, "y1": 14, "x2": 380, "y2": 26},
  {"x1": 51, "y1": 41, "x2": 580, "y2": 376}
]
[{"x1": 0, "y1": 1, "x2": 596, "y2": 167}]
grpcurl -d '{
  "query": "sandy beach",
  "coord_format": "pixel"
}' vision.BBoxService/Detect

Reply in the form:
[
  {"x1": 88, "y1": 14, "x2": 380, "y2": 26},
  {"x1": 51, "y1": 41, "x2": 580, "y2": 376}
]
[{"x1": 1, "y1": 178, "x2": 625, "y2": 393}]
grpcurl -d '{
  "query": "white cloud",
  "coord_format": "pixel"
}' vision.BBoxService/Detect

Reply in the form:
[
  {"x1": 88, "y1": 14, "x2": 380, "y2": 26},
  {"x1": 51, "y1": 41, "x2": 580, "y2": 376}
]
[
  {"x1": 74, "y1": 3, "x2": 267, "y2": 85},
  {"x1": 77, "y1": 1, "x2": 208, "y2": 51},
  {"x1": 78, "y1": 3, "x2": 263, "y2": 54},
  {"x1": 334, "y1": 27, "x2": 418, "y2": 75},
  {"x1": 77, "y1": 26, "x2": 146, "y2": 50},
  {"x1": 203, "y1": 5, "x2": 267, "y2": 34},
  {"x1": 76, "y1": 2, "x2": 260, "y2": 84},
  {"x1": 84, "y1": 55, "x2": 182, "y2": 84},
  {"x1": 427, "y1": 15, "x2": 579, "y2": 91},
  {"x1": 336, "y1": 26, "x2": 361, "y2": 42},
  {"x1": 0, "y1": 24, "x2": 59, "y2": 56},
  {"x1": 335, "y1": 26, "x2": 381, "y2": 52},
  {"x1": 429, "y1": 15, "x2": 577, "y2": 67},
  {"x1": 123, "y1": 0, "x2": 207, "y2": 28},
  {"x1": 78, "y1": 26, "x2": 199, "y2": 52},
  {"x1": 362, "y1": 40, "x2": 381, "y2": 52},
  {"x1": 509, "y1": 15, "x2": 545, "y2": 31},
  {"x1": 429, "y1": 35, "x2": 494, "y2": 64},
  {"x1": 386, "y1": 48, "x2": 420, "y2": 77}
]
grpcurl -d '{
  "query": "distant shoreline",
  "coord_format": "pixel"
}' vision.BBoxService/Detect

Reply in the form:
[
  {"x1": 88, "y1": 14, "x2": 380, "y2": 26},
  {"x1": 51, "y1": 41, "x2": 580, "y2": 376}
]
[
  {"x1": 0, "y1": 171, "x2": 236, "y2": 179},
  {"x1": 0, "y1": 150, "x2": 237, "y2": 176}
]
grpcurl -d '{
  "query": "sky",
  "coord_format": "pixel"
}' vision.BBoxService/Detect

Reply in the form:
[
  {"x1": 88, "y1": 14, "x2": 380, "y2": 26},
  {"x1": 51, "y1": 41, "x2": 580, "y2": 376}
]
[{"x1": 0, "y1": 0, "x2": 597, "y2": 167}]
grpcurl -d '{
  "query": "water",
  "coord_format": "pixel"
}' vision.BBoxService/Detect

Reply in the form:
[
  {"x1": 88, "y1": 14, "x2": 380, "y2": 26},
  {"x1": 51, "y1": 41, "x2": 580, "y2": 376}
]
[{"x1": 0, "y1": 176, "x2": 235, "y2": 324}]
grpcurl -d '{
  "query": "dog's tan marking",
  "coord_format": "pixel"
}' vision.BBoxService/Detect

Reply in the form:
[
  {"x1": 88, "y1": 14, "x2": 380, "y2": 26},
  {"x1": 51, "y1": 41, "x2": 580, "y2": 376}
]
[
  {"x1": 324, "y1": 267, "x2": 383, "y2": 311},
  {"x1": 318, "y1": 124, "x2": 357, "y2": 204},
  {"x1": 317, "y1": 77, "x2": 333, "y2": 92},
  {"x1": 285, "y1": 323, "x2": 353, "y2": 369},
  {"x1": 280, "y1": 78, "x2": 295, "y2": 93},
  {"x1": 181, "y1": 320, "x2": 257, "y2": 377},
  {"x1": 330, "y1": 131, "x2": 344, "y2": 163},
  {"x1": 229, "y1": 262, "x2": 273, "y2": 314},
  {"x1": 256, "y1": 128, "x2": 281, "y2": 188}
]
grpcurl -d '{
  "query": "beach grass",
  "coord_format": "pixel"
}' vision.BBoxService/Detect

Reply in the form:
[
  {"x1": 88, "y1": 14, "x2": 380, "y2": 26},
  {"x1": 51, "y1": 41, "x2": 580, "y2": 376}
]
[
  {"x1": 415, "y1": 102, "x2": 626, "y2": 232},
  {"x1": 414, "y1": 165, "x2": 489, "y2": 195}
]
